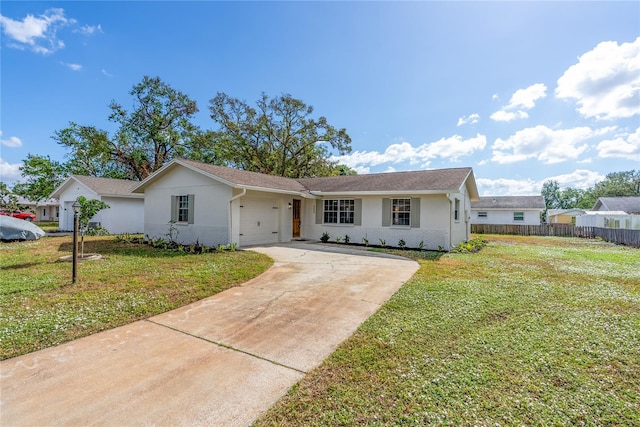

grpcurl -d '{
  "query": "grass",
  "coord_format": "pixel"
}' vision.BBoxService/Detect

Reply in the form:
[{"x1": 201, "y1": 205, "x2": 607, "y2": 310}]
[
  {"x1": 34, "y1": 221, "x2": 59, "y2": 231},
  {"x1": 0, "y1": 235, "x2": 272, "y2": 360},
  {"x1": 256, "y1": 235, "x2": 639, "y2": 426}
]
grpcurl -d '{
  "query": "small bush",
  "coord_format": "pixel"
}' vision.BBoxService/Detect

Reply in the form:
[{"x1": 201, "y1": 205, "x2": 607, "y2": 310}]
[
  {"x1": 85, "y1": 226, "x2": 110, "y2": 236},
  {"x1": 453, "y1": 236, "x2": 488, "y2": 253},
  {"x1": 344, "y1": 234, "x2": 350, "y2": 244},
  {"x1": 320, "y1": 232, "x2": 330, "y2": 243}
]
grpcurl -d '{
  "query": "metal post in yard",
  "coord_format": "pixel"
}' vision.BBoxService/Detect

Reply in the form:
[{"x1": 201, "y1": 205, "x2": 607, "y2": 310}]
[{"x1": 72, "y1": 201, "x2": 81, "y2": 284}]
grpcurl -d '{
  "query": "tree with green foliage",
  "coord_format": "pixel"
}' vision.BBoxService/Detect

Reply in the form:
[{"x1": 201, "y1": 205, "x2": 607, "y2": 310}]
[
  {"x1": 592, "y1": 170, "x2": 640, "y2": 198},
  {"x1": 12, "y1": 154, "x2": 69, "y2": 202},
  {"x1": 209, "y1": 92, "x2": 352, "y2": 178},
  {"x1": 76, "y1": 196, "x2": 110, "y2": 256},
  {"x1": 541, "y1": 180, "x2": 561, "y2": 209},
  {"x1": 542, "y1": 170, "x2": 639, "y2": 210},
  {"x1": 0, "y1": 182, "x2": 19, "y2": 210},
  {"x1": 54, "y1": 76, "x2": 208, "y2": 181}
]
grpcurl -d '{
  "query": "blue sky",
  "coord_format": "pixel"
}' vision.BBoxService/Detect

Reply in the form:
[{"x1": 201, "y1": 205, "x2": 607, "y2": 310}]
[{"x1": 1, "y1": 1, "x2": 639, "y2": 195}]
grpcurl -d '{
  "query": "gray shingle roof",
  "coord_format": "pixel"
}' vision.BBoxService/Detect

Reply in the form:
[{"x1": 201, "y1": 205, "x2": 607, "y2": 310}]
[
  {"x1": 72, "y1": 175, "x2": 142, "y2": 196},
  {"x1": 178, "y1": 159, "x2": 309, "y2": 193},
  {"x1": 594, "y1": 197, "x2": 640, "y2": 213},
  {"x1": 472, "y1": 196, "x2": 546, "y2": 210},
  {"x1": 297, "y1": 168, "x2": 474, "y2": 193},
  {"x1": 134, "y1": 159, "x2": 477, "y2": 197}
]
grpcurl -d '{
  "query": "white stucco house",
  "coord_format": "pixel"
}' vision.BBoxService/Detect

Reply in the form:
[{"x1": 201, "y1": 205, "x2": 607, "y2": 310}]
[
  {"x1": 15, "y1": 196, "x2": 59, "y2": 221},
  {"x1": 50, "y1": 175, "x2": 144, "y2": 233},
  {"x1": 131, "y1": 158, "x2": 479, "y2": 250},
  {"x1": 471, "y1": 196, "x2": 545, "y2": 225},
  {"x1": 592, "y1": 196, "x2": 640, "y2": 214}
]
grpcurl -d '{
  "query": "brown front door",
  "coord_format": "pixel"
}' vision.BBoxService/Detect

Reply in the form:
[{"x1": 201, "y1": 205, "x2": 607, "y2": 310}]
[{"x1": 292, "y1": 199, "x2": 301, "y2": 238}]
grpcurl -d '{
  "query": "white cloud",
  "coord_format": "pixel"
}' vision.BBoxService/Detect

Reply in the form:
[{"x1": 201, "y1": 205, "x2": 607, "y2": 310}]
[
  {"x1": 490, "y1": 83, "x2": 547, "y2": 122},
  {"x1": 596, "y1": 127, "x2": 640, "y2": 161},
  {"x1": 0, "y1": 8, "x2": 75, "y2": 55},
  {"x1": 476, "y1": 169, "x2": 605, "y2": 196},
  {"x1": 0, "y1": 158, "x2": 23, "y2": 185},
  {"x1": 491, "y1": 125, "x2": 615, "y2": 164},
  {"x1": 489, "y1": 110, "x2": 528, "y2": 122},
  {"x1": 61, "y1": 62, "x2": 82, "y2": 71},
  {"x1": 101, "y1": 68, "x2": 113, "y2": 77},
  {"x1": 476, "y1": 177, "x2": 540, "y2": 196},
  {"x1": 547, "y1": 169, "x2": 606, "y2": 190},
  {"x1": 457, "y1": 113, "x2": 479, "y2": 126},
  {"x1": 332, "y1": 134, "x2": 487, "y2": 170},
  {"x1": 506, "y1": 83, "x2": 548, "y2": 110},
  {"x1": 0, "y1": 131, "x2": 23, "y2": 148},
  {"x1": 74, "y1": 24, "x2": 102, "y2": 36},
  {"x1": 556, "y1": 37, "x2": 640, "y2": 120}
]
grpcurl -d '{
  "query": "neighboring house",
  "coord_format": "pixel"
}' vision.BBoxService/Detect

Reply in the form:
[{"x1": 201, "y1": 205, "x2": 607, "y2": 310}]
[
  {"x1": 592, "y1": 196, "x2": 640, "y2": 214},
  {"x1": 546, "y1": 208, "x2": 586, "y2": 225},
  {"x1": 471, "y1": 196, "x2": 545, "y2": 225},
  {"x1": 576, "y1": 211, "x2": 640, "y2": 230},
  {"x1": 131, "y1": 158, "x2": 479, "y2": 250},
  {"x1": 15, "y1": 196, "x2": 60, "y2": 221},
  {"x1": 50, "y1": 175, "x2": 144, "y2": 233}
]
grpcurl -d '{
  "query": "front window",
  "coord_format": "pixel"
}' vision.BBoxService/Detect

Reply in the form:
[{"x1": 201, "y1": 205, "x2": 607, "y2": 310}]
[
  {"x1": 324, "y1": 199, "x2": 354, "y2": 224},
  {"x1": 478, "y1": 211, "x2": 487, "y2": 218},
  {"x1": 514, "y1": 212, "x2": 524, "y2": 221},
  {"x1": 454, "y1": 199, "x2": 460, "y2": 221},
  {"x1": 392, "y1": 198, "x2": 411, "y2": 226},
  {"x1": 177, "y1": 195, "x2": 190, "y2": 222}
]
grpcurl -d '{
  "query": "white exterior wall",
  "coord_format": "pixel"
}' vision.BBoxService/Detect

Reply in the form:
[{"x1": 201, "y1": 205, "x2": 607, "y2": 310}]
[
  {"x1": 303, "y1": 193, "x2": 465, "y2": 250},
  {"x1": 450, "y1": 189, "x2": 472, "y2": 247},
  {"x1": 57, "y1": 185, "x2": 99, "y2": 231},
  {"x1": 57, "y1": 183, "x2": 143, "y2": 233},
  {"x1": 576, "y1": 214, "x2": 640, "y2": 229},
  {"x1": 143, "y1": 167, "x2": 232, "y2": 247},
  {"x1": 471, "y1": 209, "x2": 541, "y2": 225},
  {"x1": 95, "y1": 197, "x2": 144, "y2": 234}
]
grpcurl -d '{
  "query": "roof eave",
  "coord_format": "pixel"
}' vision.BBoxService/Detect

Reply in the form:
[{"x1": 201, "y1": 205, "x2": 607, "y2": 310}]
[
  {"x1": 49, "y1": 176, "x2": 94, "y2": 199},
  {"x1": 309, "y1": 189, "x2": 455, "y2": 196}
]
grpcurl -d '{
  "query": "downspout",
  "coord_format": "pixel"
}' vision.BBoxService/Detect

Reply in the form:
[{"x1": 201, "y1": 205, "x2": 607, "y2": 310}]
[
  {"x1": 229, "y1": 188, "x2": 246, "y2": 244},
  {"x1": 447, "y1": 194, "x2": 453, "y2": 250}
]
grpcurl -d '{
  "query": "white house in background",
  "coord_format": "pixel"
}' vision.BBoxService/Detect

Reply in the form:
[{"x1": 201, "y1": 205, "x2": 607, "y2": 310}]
[
  {"x1": 16, "y1": 196, "x2": 59, "y2": 221},
  {"x1": 575, "y1": 211, "x2": 640, "y2": 229},
  {"x1": 50, "y1": 175, "x2": 144, "y2": 233},
  {"x1": 131, "y1": 158, "x2": 479, "y2": 250},
  {"x1": 471, "y1": 196, "x2": 545, "y2": 225},
  {"x1": 592, "y1": 196, "x2": 640, "y2": 214}
]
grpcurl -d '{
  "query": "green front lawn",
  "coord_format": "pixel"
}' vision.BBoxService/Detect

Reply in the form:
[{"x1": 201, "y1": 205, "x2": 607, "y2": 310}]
[
  {"x1": 0, "y1": 235, "x2": 272, "y2": 360},
  {"x1": 257, "y1": 235, "x2": 639, "y2": 426}
]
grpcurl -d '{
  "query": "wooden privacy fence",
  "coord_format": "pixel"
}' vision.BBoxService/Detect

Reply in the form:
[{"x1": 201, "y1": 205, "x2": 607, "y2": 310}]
[{"x1": 471, "y1": 224, "x2": 640, "y2": 248}]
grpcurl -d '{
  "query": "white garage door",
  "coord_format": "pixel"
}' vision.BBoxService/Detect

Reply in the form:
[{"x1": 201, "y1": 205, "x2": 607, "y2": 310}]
[{"x1": 239, "y1": 198, "x2": 280, "y2": 246}]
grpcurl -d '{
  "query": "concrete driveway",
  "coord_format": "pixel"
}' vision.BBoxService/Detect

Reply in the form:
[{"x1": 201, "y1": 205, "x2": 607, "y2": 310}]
[{"x1": 1, "y1": 242, "x2": 418, "y2": 426}]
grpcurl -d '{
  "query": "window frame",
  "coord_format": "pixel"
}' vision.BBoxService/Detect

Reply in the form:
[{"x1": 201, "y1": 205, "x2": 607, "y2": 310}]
[
  {"x1": 391, "y1": 198, "x2": 411, "y2": 226},
  {"x1": 171, "y1": 194, "x2": 194, "y2": 224},
  {"x1": 454, "y1": 198, "x2": 460, "y2": 221},
  {"x1": 477, "y1": 211, "x2": 488, "y2": 218},
  {"x1": 323, "y1": 198, "x2": 355, "y2": 225},
  {"x1": 513, "y1": 211, "x2": 525, "y2": 222},
  {"x1": 177, "y1": 195, "x2": 190, "y2": 223}
]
